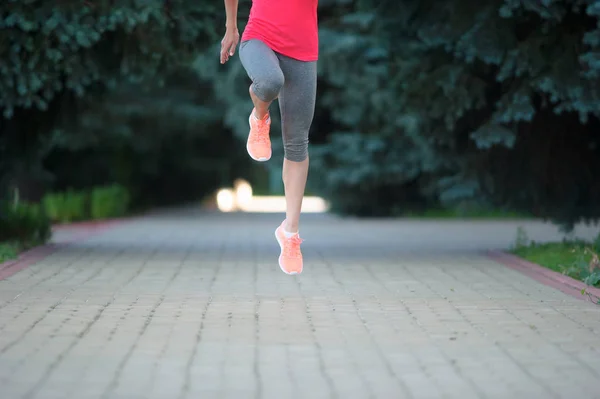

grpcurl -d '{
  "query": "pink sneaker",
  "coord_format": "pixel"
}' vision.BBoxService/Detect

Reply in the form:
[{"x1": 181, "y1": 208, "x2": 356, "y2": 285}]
[
  {"x1": 247, "y1": 108, "x2": 272, "y2": 162},
  {"x1": 274, "y1": 221, "x2": 303, "y2": 275}
]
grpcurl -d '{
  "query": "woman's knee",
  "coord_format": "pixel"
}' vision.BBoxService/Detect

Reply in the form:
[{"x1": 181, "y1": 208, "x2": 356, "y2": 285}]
[
  {"x1": 283, "y1": 136, "x2": 309, "y2": 162},
  {"x1": 253, "y1": 72, "x2": 284, "y2": 102}
]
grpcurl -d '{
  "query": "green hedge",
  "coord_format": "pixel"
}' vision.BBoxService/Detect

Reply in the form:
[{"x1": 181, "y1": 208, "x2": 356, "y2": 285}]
[
  {"x1": 0, "y1": 184, "x2": 129, "y2": 262},
  {"x1": 42, "y1": 190, "x2": 87, "y2": 223},
  {"x1": 0, "y1": 201, "x2": 51, "y2": 246},
  {"x1": 42, "y1": 184, "x2": 130, "y2": 224},
  {"x1": 90, "y1": 185, "x2": 130, "y2": 220},
  {"x1": 0, "y1": 242, "x2": 19, "y2": 263}
]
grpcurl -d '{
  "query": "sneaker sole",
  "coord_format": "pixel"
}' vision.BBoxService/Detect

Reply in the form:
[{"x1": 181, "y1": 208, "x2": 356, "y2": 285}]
[
  {"x1": 247, "y1": 115, "x2": 271, "y2": 162},
  {"x1": 274, "y1": 229, "x2": 300, "y2": 275}
]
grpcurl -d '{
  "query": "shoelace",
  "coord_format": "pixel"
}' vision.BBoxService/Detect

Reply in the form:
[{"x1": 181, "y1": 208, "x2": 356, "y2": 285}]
[
  {"x1": 283, "y1": 235, "x2": 303, "y2": 259},
  {"x1": 250, "y1": 119, "x2": 270, "y2": 144}
]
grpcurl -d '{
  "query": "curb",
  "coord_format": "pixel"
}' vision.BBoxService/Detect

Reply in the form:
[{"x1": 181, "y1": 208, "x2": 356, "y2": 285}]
[
  {"x1": 0, "y1": 219, "x2": 126, "y2": 281},
  {"x1": 51, "y1": 217, "x2": 132, "y2": 231},
  {"x1": 488, "y1": 250, "x2": 600, "y2": 304},
  {"x1": 0, "y1": 245, "x2": 60, "y2": 281}
]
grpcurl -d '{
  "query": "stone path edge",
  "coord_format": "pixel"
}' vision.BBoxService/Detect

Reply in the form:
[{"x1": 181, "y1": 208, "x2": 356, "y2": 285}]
[
  {"x1": 0, "y1": 219, "x2": 125, "y2": 281},
  {"x1": 488, "y1": 250, "x2": 600, "y2": 304}
]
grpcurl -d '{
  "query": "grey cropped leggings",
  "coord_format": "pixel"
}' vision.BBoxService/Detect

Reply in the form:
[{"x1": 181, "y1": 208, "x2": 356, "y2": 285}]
[{"x1": 239, "y1": 39, "x2": 317, "y2": 162}]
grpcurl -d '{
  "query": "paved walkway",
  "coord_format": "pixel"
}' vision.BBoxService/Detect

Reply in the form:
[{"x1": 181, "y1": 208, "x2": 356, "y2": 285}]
[{"x1": 1, "y1": 211, "x2": 599, "y2": 399}]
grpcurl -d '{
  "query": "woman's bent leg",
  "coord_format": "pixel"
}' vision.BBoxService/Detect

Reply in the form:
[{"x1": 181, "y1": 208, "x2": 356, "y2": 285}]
[{"x1": 239, "y1": 40, "x2": 284, "y2": 161}]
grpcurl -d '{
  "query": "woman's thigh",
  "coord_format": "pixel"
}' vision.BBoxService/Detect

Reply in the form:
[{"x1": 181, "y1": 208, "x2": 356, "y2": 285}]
[
  {"x1": 277, "y1": 55, "x2": 317, "y2": 161},
  {"x1": 239, "y1": 39, "x2": 285, "y2": 102}
]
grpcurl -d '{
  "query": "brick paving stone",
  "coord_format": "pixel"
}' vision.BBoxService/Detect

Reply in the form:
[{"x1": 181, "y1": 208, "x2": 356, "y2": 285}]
[{"x1": 1, "y1": 211, "x2": 599, "y2": 399}]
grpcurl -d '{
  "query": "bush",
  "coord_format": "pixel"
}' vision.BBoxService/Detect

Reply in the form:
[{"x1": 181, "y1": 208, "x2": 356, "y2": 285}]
[
  {"x1": 0, "y1": 201, "x2": 51, "y2": 246},
  {"x1": 0, "y1": 242, "x2": 19, "y2": 263},
  {"x1": 41, "y1": 184, "x2": 130, "y2": 222},
  {"x1": 90, "y1": 185, "x2": 130, "y2": 220},
  {"x1": 42, "y1": 190, "x2": 87, "y2": 223}
]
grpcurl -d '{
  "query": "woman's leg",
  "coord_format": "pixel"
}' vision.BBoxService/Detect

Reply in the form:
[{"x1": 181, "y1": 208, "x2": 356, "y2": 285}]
[
  {"x1": 273, "y1": 55, "x2": 317, "y2": 275},
  {"x1": 239, "y1": 40, "x2": 284, "y2": 162}
]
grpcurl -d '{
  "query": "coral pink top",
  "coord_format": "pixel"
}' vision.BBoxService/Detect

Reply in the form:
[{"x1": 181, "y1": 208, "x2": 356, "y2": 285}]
[{"x1": 242, "y1": 0, "x2": 319, "y2": 62}]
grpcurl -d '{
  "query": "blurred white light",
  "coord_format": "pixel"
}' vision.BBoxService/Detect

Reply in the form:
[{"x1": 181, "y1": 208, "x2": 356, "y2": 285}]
[
  {"x1": 243, "y1": 196, "x2": 328, "y2": 213},
  {"x1": 214, "y1": 178, "x2": 328, "y2": 213},
  {"x1": 216, "y1": 189, "x2": 235, "y2": 212},
  {"x1": 234, "y1": 179, "x2": 253, "y2": 211}
]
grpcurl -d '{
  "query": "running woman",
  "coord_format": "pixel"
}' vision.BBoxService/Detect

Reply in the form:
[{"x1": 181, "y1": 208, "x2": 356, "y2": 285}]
[{"x1": 220, "y1": 0, "x2": 318, "y2": 275}]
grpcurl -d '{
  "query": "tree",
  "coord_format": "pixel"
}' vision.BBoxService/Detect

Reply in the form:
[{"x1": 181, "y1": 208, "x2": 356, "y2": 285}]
[
  {"x1": 384, "y1": 0, "x2": 600, "y2": 229},
  {"x1": 300, "y1": 3, "x2": 424, "y2": 215},
  {"x1": 43, "y1": 70, "x2": 249, "y2": 209},
  {"x1": 0, "y1": 0, "x2": 223, "y2": 201},
  {"x1": 311, "y1": 0, "x2": 600, "y2": 229}
]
